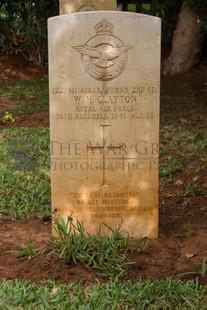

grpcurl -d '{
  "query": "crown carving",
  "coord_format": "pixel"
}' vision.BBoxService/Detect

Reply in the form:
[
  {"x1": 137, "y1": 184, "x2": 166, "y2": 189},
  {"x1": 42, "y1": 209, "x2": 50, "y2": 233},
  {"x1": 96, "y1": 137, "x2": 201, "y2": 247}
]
[{"x1": 95, "y1": 19, "x2": 114, "y2": 35}]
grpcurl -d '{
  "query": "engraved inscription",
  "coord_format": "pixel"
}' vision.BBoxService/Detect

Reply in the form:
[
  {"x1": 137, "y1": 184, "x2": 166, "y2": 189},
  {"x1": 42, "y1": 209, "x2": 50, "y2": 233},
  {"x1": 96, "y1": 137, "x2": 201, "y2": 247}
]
[
  {"x1": 51, "y1": 85, "x2": 158, "y2": 96},
  {"x1": 51, "y1": 85, "x2": 158, "y2": 121},
  {"x1": 55, "y1": 191, "x2": 155, "y2": 219},
  {"x1": 49, "y1": 12, "x2": 160, "y2": 238},
  {"x1": 73, "y1": 19, "x2": 132, "y2": 81}
]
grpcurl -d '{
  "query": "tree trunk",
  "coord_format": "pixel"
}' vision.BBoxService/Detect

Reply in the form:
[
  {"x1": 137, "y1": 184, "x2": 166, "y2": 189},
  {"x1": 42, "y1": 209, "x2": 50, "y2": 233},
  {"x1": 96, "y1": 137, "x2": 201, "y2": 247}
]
[{"x1": 162, "y1": 1, "x2": 202, "y2": 75}]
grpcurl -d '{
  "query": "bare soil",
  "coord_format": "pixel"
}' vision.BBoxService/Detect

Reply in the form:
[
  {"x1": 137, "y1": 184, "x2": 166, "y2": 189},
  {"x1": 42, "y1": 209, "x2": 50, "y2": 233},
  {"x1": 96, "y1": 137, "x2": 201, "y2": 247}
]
[{"x1": 0, "y1": 51, "x2": 207, "y2": 284}]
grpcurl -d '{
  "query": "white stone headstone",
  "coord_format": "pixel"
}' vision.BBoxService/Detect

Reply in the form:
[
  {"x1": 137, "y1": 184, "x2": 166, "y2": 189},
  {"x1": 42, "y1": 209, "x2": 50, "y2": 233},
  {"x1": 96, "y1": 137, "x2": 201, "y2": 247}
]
[
  {"x1": 59, "y1": 0, "x2": 117, "y2": 14},
  {"x1": 48, "y1": 12, "x2": 161, "y2": 238}
]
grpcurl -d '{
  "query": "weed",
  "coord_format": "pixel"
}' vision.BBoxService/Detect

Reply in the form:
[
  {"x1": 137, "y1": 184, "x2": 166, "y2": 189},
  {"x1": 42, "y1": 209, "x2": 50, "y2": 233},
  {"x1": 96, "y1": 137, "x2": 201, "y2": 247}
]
[
  {"x1": 181, "y1": 178, "x2": 203, "y2": 197},
  {"x1": 51, "y1": 216, "x2": 129, "y2": 278},
  {"x1": 180, "y1": 257, "x2": 207, "y2": 278},
  {"x1": 0, "y1": 112, "x2": 15, "y2": 124},
  {"x1": 198, "y1": 257, "x2": 207, "y2": 277},
  {"x1": 13, "y1": 235, "x2": 45, "y2": 260}
]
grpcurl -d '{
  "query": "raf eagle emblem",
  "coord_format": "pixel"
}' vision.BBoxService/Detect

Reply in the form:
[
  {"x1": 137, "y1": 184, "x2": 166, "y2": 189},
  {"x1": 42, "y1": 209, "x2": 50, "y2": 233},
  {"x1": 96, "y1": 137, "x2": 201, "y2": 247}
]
[
  {"x1": 72, "y1": 19, "x2": 132, "y2": 81},
  {"x1": 73, "y1": 45, "x2": 132, "y2": 69}
]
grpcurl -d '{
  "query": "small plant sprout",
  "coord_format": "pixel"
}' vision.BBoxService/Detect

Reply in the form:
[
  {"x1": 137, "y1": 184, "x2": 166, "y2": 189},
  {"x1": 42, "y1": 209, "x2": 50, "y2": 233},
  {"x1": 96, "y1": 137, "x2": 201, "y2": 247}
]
[{"x1": 198, "y1": 257, "x2": 207, "y2": 277}]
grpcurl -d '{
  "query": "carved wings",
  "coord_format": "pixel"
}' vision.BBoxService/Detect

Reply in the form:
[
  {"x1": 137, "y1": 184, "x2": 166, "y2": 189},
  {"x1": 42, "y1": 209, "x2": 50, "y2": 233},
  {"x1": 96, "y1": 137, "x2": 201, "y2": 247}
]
[
  {"x1": 73, "y1": 46, "x2": 101, "y2": 58},
  {"x1": 73, "y1": 45, "x2": 132, "y2": 68},
  {"x1": 106, "y1": 46, "x2": 132, "y2": 60}
]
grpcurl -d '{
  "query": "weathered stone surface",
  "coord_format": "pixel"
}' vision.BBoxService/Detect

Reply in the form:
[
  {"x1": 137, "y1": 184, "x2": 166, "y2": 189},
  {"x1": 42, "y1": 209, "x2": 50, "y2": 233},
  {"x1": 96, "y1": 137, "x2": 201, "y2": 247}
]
[
  {"x1": 48, "y1": 12, "x2": 161, "y2": 238},
  {"x1": 59, "y1": 0, "x2": 116, "y2": 14}
]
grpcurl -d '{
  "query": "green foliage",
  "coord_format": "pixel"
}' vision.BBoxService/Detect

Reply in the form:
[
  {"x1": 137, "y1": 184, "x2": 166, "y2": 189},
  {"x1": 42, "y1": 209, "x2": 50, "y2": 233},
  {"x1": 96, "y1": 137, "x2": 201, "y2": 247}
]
[
  {"x1": 0, "y1": 0, "x2": 58, "y2": 67},
  {"x1": 14, "y1": 235, "x2": 45, "y2": 260},
  {"x1": 141, "y1": 1, "x2": 181, "y2": 40},
  {"x1": 185, "y1": 0, "x2": 207, "y2": 16},
  {"x1": 0, "y1": 79, "x2": 47, "y2": 97},
  {"x1": 143, "y1": 0, "x2": 169, "y2": 17},
  {"x1": 1, "y1": 0, "x2": 207, "y2": 64},
  {"x1": 124, "y1": 1, "x2": 207, "y2": 43},
  {"x1": 198, "y1": 257, "x2": 207, "y2": 277},
  {"x1": 51, "y1": 216, "x2": 129, "y2": 278},
  {"x1": 0, "y1": 278, "x2": 207, "y2": 309}
]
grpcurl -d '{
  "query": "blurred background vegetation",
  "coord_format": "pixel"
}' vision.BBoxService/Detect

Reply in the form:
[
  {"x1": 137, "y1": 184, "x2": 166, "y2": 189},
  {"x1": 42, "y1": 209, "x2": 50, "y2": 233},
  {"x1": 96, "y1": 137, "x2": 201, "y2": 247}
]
[
  {"x1": 0, "y1": 0, "x2": 58, "y2": 67},
  {"x1": 0, "y1": 0, "x2": 206, "y2": 71}
]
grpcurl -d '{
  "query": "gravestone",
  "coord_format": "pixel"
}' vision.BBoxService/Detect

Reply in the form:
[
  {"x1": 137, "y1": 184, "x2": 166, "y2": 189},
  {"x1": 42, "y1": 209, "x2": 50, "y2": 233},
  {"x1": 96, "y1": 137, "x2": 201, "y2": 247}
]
[
  {"x1": 59, "y1": 0, "x2": 116, "y2": 14},
  {"x1": 48, "y1": 12, "x2": 161, "y2": 238}
]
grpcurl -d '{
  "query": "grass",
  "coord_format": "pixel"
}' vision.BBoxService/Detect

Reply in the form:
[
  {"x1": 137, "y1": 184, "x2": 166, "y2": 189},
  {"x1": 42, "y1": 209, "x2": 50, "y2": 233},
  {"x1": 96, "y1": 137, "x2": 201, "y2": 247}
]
[
  {"x1": 13, "y1": 235, "x2": 45, "y2": 260},
  {"x1": 51, "y1": 217, "x2": 129, "y2": 278},
  {"x1": 159, "y1": 82, "x2": 207, "y2": 194},
  {"x1": 0, "y1": 278, "x2": 207, "y2": 309},
  {"x1": 180, "y1": 257, "x2": 207, "y2": 278},
  {"x1": 131, "y1": 239, "x2": 149, "y2": 253},
  {"x1": 0, "y1": 127, "x2": 50, "y2": 219},
  {"x1": 181, "y1": 180, "x2": 203, "y2": 197},
  {"x1": 0, "y1": 78, "x2": 207, "y2": 307},
  {"x1": 198, "y1": 258, "x2": 207, "y2": 277},
  {"x1": 0, "y1": 79, "x2": 48, "y2": 115},
  {"x1": 160, "y1": 156, "x2": 182, "y2": 177}
]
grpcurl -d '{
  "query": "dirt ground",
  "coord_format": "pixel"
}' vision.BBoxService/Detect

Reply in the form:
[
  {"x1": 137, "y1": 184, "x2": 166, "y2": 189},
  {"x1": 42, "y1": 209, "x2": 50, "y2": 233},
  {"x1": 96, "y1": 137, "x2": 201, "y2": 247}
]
[{"x1": 0, "y1": 51, "x2": 207, "y2": 284}]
